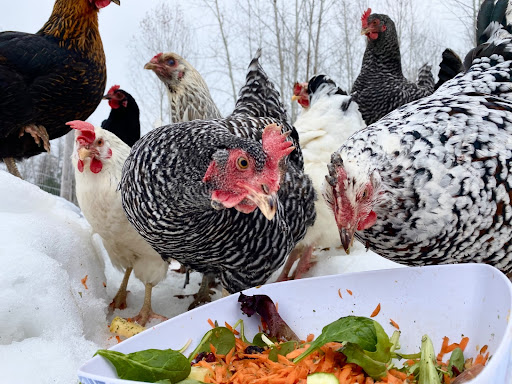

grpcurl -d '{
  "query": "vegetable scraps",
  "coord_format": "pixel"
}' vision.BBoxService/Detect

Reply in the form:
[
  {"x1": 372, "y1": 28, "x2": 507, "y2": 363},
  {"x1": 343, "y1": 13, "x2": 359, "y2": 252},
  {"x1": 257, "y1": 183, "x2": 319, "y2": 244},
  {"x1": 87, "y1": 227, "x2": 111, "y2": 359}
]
[{"x1": 94, "y1": 293, "x2": 489, "y2": 384}]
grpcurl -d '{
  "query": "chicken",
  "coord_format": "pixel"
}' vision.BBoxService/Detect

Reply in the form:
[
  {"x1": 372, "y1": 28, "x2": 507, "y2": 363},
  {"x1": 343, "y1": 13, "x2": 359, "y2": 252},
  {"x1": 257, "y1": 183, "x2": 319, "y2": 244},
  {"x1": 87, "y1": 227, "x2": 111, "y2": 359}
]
[
  {"x1": 435, "y1": 48, "x2": 464, "y2": 90},
  {"x1": 144, "y1": 52, "x2": 222, "y2": 122},
  {"x1": 0, "y1": 0, "x2": 119, "y2": 178},
  {"x1": 351, "y1": 8, "x2": 435, "y2": 126},
  {"x1": 120, "y1": 49, "x2": 315, "y2": 296},
  {"x1": 278, "y1": 75, "x2": 366, "y2": 280},
  {"x1": 323, "y1": 0, "x2": 512, "y2": 275},
  {"x1": 68, "y1": 120, "x2": 168, "y2": 326},
  {"x1": 101, "y1": 85, "x2": 141, "y2": 147}
]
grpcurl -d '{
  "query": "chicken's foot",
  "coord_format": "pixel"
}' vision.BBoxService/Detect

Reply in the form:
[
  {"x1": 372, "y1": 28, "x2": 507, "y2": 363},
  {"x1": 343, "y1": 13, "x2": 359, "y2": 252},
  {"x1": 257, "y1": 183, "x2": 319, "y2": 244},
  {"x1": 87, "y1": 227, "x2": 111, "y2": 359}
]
[
  {"x1": 188, "y1": 273, "x2": 216, "y2": 310},
  {"x1": 19, "y1": 124, "x2": 51, "y2": 152},
  {"x1": 275, "y1": 246, "x2": 302, "y2": 281},
  {"x1": 109, "y1": 267, "x2": 132, "y2": 311},
  {"x1": 3, "y1": 158, "x2": 22, "y2": 179},
  {"x1": 132, "y1": 283, "x2": 168, "y2": 326},
  {"x1": 276, "y1": 244, "x2": 316, "y2": 281}
]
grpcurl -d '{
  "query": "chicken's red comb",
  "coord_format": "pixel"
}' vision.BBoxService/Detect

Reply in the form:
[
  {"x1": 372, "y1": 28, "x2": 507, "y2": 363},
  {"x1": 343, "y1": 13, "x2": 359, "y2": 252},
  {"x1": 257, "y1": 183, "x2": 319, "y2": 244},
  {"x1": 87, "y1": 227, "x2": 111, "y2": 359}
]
[
  {"x1": 262, "y1": 124, "x2": 294, "y2": 167},
  {"x1": 361, "y1": 8, "x2": 372, "y2": 28},
  {"x1": 293, "y1": 82, "x2": 307, "y2": 96},
  {"x1": 107, "y1": 84, "x2": 120, "y2": 95},
  {"x1": 150, "y1": 53, "x2": 163, "y2": 64},
  {"x1": 66, "y1": 120, "x2": 96, "y2": 144}
]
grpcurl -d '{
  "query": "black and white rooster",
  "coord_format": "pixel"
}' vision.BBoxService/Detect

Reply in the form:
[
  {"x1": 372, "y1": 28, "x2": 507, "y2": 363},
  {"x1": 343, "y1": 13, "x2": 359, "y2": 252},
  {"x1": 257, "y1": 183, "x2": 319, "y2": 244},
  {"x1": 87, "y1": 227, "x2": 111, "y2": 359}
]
[
  {"x1": 120, "y1": 50, "x2": 315, "y2": 294},
  {"x1": 324, "y1": 0, "x2": 512, "y2": 275}
]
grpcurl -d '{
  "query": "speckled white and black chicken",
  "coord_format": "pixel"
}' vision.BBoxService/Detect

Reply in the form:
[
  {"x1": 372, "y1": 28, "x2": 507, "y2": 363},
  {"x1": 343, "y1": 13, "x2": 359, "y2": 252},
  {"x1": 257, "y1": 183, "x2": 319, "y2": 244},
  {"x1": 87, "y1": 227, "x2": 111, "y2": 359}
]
[
  {"x1": 324, "y1": 0, "x2": 512, "y2": 274},
  {"x1": 120, "y1": 49, "x2": 316, "y2": 295}
]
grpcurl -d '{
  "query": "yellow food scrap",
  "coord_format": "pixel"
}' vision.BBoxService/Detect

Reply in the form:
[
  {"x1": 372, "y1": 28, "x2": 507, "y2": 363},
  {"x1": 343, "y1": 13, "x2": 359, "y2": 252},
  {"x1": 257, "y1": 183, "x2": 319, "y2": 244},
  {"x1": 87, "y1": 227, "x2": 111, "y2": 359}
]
[
  {"x1": 188, "y1": 366, "x2": 213, "y2": 381},
  {"x1": 109, "y1": 316, "x2": 146, "y2": 338}
]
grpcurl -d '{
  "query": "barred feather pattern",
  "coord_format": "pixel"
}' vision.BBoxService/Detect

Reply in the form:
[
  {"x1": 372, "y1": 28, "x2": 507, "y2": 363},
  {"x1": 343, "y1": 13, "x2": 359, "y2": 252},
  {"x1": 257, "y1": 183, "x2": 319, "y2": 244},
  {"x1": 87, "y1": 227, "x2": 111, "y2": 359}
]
[
  {"x1": 352, "y1": 13, "x2": 434, "y2": 126},
  {"x1": 120, "y1": 50, "x2": 315, "y2": 293},
  {"x1": 328, "y1": 47, "x2": 512, "y2": 273}
]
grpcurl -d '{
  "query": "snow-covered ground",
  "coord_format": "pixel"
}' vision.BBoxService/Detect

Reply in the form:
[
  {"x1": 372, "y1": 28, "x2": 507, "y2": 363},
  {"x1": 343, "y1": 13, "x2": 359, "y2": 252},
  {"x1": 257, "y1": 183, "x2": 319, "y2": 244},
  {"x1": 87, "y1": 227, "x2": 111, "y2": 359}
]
[{"x1": 0, "y1": 171, "x2": 400, "y2": 384}]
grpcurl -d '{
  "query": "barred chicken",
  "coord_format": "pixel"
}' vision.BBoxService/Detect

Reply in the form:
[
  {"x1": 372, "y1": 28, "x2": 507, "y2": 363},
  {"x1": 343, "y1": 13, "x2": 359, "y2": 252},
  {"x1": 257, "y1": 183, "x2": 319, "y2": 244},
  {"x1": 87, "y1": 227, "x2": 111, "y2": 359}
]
[
  {"x1": 120, "y1": 50, "x2": 315, "y2": 296},
  {"x1": 144, "y1": 52, "x2": 222, "y2": 122},
  {"x1": 69, "y1": 120, "x2": 168, "y2": 326},
  {"x1": 324, "y1": 0, "x2": 512, "y2": 274}
]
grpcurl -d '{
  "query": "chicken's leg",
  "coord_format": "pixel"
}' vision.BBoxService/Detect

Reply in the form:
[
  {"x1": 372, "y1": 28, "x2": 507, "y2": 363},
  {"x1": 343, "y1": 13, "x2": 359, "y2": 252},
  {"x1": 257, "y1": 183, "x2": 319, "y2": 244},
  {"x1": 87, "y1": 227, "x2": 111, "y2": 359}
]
[
  {"x1": 109, "y1": 267, "x2": 132, "y2": 310},
  {"x1": 3, "y1": 158, "x2": 22, "y2": 179},
  {"x1": 188, "y1": 273, "x2": 216, "y2": 310},
  {"x1": 19, "y1": 124, "x2": 51, "y2": 152},
  {"x1": 290, "y1": 245, "x2": 315, "y2": 280},
  {"x1": 275, "y1": 246, "x2": 302, "y2": 281},
  {"x1": 132, "y1": 283, "x2": 168, "y2": 326}
]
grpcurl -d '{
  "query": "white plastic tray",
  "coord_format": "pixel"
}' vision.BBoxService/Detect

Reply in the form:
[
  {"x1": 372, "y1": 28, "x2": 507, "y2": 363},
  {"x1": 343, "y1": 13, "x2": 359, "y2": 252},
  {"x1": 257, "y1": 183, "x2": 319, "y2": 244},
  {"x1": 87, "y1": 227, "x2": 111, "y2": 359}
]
[{"x1": 78, "y1": 264, "x2": 512, "y2": 384}]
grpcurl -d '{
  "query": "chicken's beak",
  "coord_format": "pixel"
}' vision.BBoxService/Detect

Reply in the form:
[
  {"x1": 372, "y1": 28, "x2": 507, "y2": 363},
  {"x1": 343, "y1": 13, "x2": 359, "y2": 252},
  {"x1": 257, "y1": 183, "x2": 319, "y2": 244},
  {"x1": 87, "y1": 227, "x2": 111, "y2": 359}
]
[
  {"x1": 110, "y1": 0, "x2": 121, "y2": 5},
  {"x1": 102, "y1": 93, "x2": 112, "y2": 100},
  {"x1": 244, "y1": 184, "x2": 278, "y2": 221},
  {"x1": 78, "y1": 147, "x2": 92, "y2": 161},
  {"x1": 291, "y1": 95, "x2": 300, "y2": 101},
  {"x1": 144, "y1": 62, "x2": 157, "y2": 71},
  {"x1": 361, "y1": 28, "x2": 370, "y2": 35},
  {"x1": 339, "y1": 226, "x2": 356, "y2": 254}
]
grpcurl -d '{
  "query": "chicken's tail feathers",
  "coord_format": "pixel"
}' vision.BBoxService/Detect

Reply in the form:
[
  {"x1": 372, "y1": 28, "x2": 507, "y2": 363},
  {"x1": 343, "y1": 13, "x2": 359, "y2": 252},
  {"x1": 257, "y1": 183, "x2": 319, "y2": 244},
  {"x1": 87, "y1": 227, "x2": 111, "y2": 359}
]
[
  {"x1": 307, "y1": 75, "x2": 347, "y2": 106},
  {"x1": 434, "y1": 48, "x2": 464, "y2": 90},
  {"x1": 464, "y1": 0, "x2": 512, "y2": 69},
  {"x1": 232, "y1": 48, "x2": 287, "y2": 123},
  {"x1": 476, "y1": 0, "x2": 511, "y2": 46}
]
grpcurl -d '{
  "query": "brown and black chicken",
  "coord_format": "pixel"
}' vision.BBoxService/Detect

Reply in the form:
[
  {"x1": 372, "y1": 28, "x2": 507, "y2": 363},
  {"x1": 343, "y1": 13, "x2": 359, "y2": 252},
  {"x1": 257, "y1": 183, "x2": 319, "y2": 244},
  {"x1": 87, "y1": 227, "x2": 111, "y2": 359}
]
[
  {"x1": 0, "y1": 0, "x2": 119, "y2": 178},
  {"x1": 120, "y1": 50, "x2": 316, "y2": 298}
]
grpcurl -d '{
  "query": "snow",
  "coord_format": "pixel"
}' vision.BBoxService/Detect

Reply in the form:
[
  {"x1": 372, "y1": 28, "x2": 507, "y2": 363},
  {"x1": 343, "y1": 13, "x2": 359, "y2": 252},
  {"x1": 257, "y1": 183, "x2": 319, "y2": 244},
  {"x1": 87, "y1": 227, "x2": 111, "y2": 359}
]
[{"x1": 0, "y1": 170, "x2": 401, "y2": 384}]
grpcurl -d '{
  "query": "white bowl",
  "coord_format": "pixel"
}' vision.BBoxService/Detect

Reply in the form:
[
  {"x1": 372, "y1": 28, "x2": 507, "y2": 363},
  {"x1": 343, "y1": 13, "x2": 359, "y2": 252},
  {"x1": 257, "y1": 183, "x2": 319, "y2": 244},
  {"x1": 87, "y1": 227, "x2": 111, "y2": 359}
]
[{"x1": 78, "y1": 264, "x2": 512, "y2": 384}]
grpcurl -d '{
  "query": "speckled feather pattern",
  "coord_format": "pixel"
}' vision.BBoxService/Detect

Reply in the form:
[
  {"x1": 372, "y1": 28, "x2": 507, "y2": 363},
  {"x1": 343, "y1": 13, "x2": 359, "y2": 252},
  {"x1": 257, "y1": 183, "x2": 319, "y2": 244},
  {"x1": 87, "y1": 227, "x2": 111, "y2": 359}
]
[
  {"x1": 352, "y1": 14, "x2": 434, "y2": 126},
  {"x1": 330, "y1": 50, "x2": 512, "y2": 273},
  {"x1": 121, "y1": 51, "x2": 315, "y2": 293}
]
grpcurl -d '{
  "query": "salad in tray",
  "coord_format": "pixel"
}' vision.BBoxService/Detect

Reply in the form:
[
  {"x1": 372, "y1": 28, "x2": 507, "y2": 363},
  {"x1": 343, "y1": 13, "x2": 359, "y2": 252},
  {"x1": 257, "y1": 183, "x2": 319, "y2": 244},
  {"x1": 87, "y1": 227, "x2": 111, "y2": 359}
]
[{"x1": 94, "y1": 293, "x2": 488, "y2": 384}]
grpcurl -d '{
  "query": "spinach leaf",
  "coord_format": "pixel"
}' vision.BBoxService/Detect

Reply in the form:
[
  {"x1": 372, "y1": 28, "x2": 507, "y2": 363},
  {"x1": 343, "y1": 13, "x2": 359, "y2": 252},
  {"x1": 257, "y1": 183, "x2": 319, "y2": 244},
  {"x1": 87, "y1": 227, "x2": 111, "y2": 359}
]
[
  {"x1": 187, "y1": 327, "x2": 235, "y2": 361},
  {"x1": 418, "y1": 335, "x2": 442, "y2": 384},
  {"x1": 268, "y1": 341, "x2": 298, "y2": 362},
  {"x1": 448, "y1": 347, "x2": 464, "y2": 376},
  {"x1": 293, "y1": 316, "x2": 384, "y2": 362},
  {"x1": 95, "y1": 349, "x2": 190, "y2": 383},
  {"x1": 341, "y1": 343, "x2": 388, "y2": 379}
]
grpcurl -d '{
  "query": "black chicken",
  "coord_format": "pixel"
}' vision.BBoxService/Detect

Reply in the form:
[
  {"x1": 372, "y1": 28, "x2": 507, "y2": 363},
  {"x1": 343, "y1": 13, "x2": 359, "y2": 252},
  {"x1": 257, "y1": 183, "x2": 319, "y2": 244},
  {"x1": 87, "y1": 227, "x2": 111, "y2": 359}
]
[
  {"x1": 352, "y1": 8, "x2": 435, "y2": 126},
  {"x1": 0, "y1": 0, "x2": 119, "y2": 178},
  {"x1": 120, "y1": 50, "x2": 315, "y2": 295},
  {"x1": 101, "y1": 85, "x2": 141, "y2": 147}
]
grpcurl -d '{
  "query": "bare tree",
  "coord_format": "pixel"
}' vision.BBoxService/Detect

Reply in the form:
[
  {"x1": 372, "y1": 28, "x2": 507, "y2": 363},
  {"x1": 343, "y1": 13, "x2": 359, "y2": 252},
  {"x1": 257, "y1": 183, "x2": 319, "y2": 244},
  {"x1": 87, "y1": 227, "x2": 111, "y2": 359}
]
[{"x1": 127, "y1": 2, "x2": 195, "y2": 131}]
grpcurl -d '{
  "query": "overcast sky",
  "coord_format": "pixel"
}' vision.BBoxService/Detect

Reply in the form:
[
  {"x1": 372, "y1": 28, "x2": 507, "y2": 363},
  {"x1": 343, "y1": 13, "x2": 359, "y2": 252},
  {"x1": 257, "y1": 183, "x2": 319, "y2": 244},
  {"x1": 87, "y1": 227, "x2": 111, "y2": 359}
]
[{"x1": 1, "y1": 0, "x2": 474, "y2": 128}]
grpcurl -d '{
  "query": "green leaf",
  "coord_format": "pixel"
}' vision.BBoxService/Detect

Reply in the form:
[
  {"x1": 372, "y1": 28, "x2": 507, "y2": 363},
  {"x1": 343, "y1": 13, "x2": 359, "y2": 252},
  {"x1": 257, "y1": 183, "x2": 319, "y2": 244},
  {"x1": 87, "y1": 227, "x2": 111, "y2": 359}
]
[
  {"x1": 95, "y1": 349, "x2": 190, "y2": 383},
  {"x1": 252, "y1": 332, "x2": 274, "y2": 347},
  {"x1": 187, "y1": 327, "x2": 236, "y2": 361},
  {"x1": 268, "y1": 341, "x2": 298, "y2": 362},
  {"x1": 342, "y1": 343, "x2": 388, "y2": 379},
  {"x1": 418, "y1": 335, "x2": 442, "y2": 384},
  {"x1": 293, "y1": 316, "x2": 378, "y2": 362},
  {"x1": 447, "y1": 347, "x2": 464, "y2": 376}
]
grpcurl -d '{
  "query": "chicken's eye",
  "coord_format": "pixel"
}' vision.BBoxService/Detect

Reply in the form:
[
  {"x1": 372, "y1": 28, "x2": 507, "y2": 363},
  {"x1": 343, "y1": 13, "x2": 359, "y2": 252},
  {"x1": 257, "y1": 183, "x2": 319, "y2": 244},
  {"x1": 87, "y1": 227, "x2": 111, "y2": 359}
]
[
  {"x1": 97, "y1": 138, "x2": 104, "y2": 147},
  {"x1": 361, "y1": 188, "x2": 369, "y2": 199},
  {"x1": 168, "y1": 59, "x2": 176, "y2": 66},
  {"x1": 236, "y1": 157, "x2": 249, "y2": 170}
]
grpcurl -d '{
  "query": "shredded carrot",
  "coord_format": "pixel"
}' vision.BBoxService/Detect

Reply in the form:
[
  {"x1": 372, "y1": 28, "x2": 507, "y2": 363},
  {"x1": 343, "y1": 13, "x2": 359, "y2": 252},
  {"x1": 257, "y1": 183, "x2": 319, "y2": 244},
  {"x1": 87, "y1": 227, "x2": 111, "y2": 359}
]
[
  {"x1": 479, "y1": 344, "x2": 488, "y2": 355},
  {"x1": 102, "y1": 281, "x2": 106, "y2": 288},
  {"x1": 389, "y1": 319, "x2": 400, "y2": 330},
  {"x1": 370, "y1": 303, "x2": 381, "y2": 318},
  {"x1": 115, "y1": 335, "x2": 121, "y2": 343},
  {"x1": 209, "y1": 343, "x2": 217, "y2": 354},
  {"x1": 459, "y1": 336, "x2": 469, "y2": 351},
  {"x1": 346, "y1": 289, "x2": 353, "y2": 296},
  {"x1": 276, "y1": 302, "x2": 279, "y2": 312},
  {"x1": 225, "y1": 321, "x2": 240, "y2": 335},
  {"x1": 81, "y1": 275, "x2": 88, "y2": 290},
  {"x1": 195, "y1": 320, "x2": 488, "y2": 384},
  {"x1": 207, "y1": 318, "x2": 215, "y2": 328},
  {"x1": 338, "y1": 288, "x2": 343, "y2": 299}
]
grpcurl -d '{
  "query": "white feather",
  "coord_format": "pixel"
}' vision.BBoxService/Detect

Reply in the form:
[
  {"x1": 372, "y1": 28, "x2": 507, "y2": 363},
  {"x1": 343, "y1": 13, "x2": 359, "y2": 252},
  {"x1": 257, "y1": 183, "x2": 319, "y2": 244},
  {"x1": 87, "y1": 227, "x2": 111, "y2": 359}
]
[{"x1": 294, "y1": 90, "x2": 366, "y2": 248}]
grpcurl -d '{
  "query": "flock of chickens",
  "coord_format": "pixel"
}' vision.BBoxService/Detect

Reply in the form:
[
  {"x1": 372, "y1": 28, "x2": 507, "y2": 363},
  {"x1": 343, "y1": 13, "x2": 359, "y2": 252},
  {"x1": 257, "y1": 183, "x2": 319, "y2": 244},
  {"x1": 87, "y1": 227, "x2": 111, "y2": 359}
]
[{"x1": 1, "y1": 0, "x2": 512, "y2": 327}]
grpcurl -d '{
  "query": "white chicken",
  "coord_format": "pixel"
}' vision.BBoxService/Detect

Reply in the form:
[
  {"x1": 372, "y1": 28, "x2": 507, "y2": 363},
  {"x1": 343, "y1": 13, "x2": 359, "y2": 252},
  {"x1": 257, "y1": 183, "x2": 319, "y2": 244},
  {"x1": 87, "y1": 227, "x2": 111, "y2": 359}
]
[
  {"x1": 279, "y1": 75, "x2": 366, "y2": 279},
  {"x1": 68, "y1": 120, "x2": 168, "y2": 326}
]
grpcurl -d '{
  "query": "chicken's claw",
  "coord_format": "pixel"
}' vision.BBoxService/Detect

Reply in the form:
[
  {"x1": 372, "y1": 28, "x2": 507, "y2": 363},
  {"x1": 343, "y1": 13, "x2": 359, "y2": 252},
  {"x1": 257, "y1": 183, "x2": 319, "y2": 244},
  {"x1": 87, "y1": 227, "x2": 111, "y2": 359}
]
[{"x1": 19, "y1": 124, "x2": 51, "y2": 152}]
